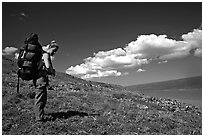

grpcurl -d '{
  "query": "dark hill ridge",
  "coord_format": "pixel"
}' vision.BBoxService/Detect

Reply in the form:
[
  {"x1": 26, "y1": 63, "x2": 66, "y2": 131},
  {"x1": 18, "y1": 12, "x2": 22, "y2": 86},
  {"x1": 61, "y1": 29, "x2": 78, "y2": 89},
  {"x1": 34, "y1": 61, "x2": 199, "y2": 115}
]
[
  {"x1": 2, "y1": 55, "x2": 202, "y2": 135},
  {"x1": 126, "y1": 76, "x2": 202, "y2": 91}
]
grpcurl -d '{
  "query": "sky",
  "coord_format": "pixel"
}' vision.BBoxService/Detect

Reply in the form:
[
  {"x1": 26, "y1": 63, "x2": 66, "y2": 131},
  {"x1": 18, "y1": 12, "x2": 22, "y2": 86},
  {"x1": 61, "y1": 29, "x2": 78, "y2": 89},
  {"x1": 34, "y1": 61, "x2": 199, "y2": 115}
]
[{"x1": 2, "y1": 2, "x2": 202, "y2": 86}]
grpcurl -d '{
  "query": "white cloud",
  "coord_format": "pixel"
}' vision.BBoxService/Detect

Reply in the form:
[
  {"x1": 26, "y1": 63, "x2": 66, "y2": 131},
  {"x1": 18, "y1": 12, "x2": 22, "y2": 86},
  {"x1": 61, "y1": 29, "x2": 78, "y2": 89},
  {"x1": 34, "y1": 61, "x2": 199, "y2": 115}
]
[
  {"x1": 125, "y1": 34, "x2": 178, "y2": 58},
  {"x1": 66, "y1": 28, "x2": 202, "y2": 79},
  {"x1": 182, "y1": 29, "x2": 202, "y2": 49},
  {"x1": 81, "y1": 70, "x2": 121, "y2": 79},
  {"x1": 125, "y1": 29, "x2": 202, "y2": 60},
  {"x1": 66, "y1": 49, "x2": 149, "y2": 78},
  {"x1": 10, "y1": 12, "x2": 28, "y2": 21},
  {"x1": 137, "y1": 68, "x2": 146, "y2": 72},
  {"x1": 158, "y1": 60, "x2": 168, "y2": 64},
  {"x1": 2, "y1": 47, "x2": 18, "y2": 56},
  {"x1": 20, "y1": 12, "x2": 27, "y2": 17},
  {"x1": 194, "y1": 48, "x2": 202, "y2": 57},
  {"x1": 182, "y1": 29, "x2": 202, "y2": 57}
]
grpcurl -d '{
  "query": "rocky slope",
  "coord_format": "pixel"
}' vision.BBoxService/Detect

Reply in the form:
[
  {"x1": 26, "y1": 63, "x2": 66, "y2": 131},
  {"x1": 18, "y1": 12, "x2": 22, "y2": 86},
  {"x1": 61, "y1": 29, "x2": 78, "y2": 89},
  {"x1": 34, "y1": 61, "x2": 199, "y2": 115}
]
[{"x1": 2, "y1": 55, "x2": 202, "y2": 135}]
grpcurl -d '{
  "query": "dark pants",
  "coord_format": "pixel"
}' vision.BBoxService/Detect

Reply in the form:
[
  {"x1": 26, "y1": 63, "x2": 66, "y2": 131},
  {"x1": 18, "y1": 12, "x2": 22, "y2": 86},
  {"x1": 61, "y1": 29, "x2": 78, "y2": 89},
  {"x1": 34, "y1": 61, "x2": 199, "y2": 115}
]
[{"x1": 34, "y1": 76, "x2": 49, "y2": 121}]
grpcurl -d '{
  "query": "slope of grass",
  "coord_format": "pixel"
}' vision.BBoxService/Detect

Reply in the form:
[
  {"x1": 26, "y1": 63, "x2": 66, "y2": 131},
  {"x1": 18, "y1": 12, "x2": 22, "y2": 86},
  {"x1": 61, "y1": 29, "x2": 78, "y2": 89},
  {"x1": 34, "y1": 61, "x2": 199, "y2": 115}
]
[{"x1": 2, "y1": 56, "x2": 202, "y2": 135}]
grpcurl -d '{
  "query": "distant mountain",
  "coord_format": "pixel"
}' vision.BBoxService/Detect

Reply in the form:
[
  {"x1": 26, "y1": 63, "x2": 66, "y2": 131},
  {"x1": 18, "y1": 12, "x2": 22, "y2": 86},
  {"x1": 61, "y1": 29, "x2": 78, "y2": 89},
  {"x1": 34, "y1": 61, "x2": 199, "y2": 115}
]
[{"x1": 126, "y1": 76, "x2": 202, "y2": 92}]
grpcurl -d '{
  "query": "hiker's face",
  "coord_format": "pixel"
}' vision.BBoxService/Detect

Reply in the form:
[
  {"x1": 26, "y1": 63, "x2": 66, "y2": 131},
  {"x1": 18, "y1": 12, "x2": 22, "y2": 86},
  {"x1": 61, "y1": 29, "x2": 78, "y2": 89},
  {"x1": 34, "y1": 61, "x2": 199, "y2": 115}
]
[{"x1": 50, "y1": 47, "x2": 58, "y2": 56}]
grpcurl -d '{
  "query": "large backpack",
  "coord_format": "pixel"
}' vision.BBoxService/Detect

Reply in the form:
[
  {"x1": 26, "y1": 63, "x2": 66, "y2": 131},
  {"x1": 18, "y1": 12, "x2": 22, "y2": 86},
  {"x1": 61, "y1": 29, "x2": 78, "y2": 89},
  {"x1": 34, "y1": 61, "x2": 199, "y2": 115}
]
[{"x1": 17, "y1": 33, "x2": 43, "y2": 92}]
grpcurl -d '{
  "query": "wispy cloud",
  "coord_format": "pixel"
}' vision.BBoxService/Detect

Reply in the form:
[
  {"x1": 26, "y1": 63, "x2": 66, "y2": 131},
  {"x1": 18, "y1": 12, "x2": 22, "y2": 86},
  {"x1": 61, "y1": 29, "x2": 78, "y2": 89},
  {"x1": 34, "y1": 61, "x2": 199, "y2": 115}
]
[
  {"x1": 20, "y1": 12, "x2": 27, "y2": 17},
  {"x1": 10, "y1": 12, "x2": 28, "y2": 21},
  {"x1": 66, "y1": 28, "x2": 202, "y2": 79},
  {"x1": 123, "y1": 72, "x2": 129, "y2": 75}
]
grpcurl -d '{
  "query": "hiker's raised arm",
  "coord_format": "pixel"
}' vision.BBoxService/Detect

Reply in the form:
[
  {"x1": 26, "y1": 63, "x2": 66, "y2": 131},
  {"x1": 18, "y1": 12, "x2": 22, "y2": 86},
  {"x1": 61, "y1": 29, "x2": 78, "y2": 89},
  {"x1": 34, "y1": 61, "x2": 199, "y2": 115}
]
[
  {"x1": 43, "y1": 53, "x2": 55, "y2": 76},
  {"x1": 43, "y1": 53, "x2": 53, "y2": 69}
]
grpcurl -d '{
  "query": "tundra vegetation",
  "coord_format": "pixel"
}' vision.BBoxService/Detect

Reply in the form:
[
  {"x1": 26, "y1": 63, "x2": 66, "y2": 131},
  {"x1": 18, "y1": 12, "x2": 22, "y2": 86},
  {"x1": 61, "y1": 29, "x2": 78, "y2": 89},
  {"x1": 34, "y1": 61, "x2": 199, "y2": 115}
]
[{"x1": 2, "y1": 56, "x2": 202, "y2": 135}]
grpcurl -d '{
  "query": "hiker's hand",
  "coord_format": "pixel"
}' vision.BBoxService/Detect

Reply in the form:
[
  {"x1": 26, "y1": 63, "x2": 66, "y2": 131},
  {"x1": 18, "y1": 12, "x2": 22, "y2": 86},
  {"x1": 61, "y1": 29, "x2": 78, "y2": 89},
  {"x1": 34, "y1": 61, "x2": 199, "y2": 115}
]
[
  {"x1": 47, "y1": 68, "x2": 55, "y2": 76},
  {"x1": 50, "y1": 68, "x2": 55, "y2": 76}
]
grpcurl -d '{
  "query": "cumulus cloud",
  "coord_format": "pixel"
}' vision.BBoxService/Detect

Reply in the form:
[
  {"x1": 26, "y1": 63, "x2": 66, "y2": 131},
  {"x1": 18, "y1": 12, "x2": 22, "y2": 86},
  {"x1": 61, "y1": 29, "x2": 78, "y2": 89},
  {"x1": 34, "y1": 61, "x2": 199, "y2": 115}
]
[
  {"x1": 125, "y1": 29, "x2": 202, "y2": 60},
  {"x1": 193, "y1": 48, "x2": 202, "y2": 57},
  {"x1": 182, "y1": 29, "x2": 202, "y2": 57},
  {"x1": 82, "y1": 70, "x2": 121, "y2": 79},
  {"x1": 66, "y1": 48, "x2": 149, "y2": 79},
  {"x1": 2, "y1": 47, "x2": 18, "y2": 56},
  {"x1": 137, "y1": 68, "x2": 146, "y2": 72},
  {"x1": 66, "y1": 28, "x2": 202, "y2": 79}
]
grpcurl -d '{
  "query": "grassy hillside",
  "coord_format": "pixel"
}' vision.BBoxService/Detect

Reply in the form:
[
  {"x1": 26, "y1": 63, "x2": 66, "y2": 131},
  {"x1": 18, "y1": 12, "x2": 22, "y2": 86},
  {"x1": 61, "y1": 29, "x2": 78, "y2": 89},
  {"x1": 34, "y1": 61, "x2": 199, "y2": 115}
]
[
  {"x1": 2, "y1": 55, "x2": 202, "y2": 135},
  {"x1": 126, "y1": 76, "x2": 202, "y2": 92}
]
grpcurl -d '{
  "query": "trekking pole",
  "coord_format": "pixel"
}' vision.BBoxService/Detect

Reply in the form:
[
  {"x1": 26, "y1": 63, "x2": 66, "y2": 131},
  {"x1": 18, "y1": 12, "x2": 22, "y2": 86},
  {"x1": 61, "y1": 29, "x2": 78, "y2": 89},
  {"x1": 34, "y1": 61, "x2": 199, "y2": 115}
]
[{"x1": 17, "y1": 74, "x2": 20, "y2": 93}]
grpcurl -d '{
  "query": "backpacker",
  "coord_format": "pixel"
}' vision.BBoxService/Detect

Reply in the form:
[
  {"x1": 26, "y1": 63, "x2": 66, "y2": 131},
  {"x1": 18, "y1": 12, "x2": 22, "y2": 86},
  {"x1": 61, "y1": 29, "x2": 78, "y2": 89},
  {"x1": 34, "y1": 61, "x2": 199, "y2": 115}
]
[{"x1": 17, "y1": 33, "x2": 43, "y2": 92}]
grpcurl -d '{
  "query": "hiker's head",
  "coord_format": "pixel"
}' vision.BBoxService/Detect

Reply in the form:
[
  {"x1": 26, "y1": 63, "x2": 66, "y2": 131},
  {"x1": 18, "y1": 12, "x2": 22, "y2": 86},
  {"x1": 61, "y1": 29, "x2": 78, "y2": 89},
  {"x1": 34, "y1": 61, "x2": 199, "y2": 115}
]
[
  {"x1": 49, "y1": 40, "x2": 59, "y2": 55},
  {"x1": 49, "y1": 45, "x2": 59, "y2": 56}
]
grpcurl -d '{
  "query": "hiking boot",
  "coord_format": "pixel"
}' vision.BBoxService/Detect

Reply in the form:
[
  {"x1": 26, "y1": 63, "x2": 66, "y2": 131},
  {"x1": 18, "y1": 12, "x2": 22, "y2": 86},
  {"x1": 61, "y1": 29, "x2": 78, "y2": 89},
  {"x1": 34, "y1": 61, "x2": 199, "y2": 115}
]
[{"x1": 35, "y1": 118, "x2": 45, "y2": 124}]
